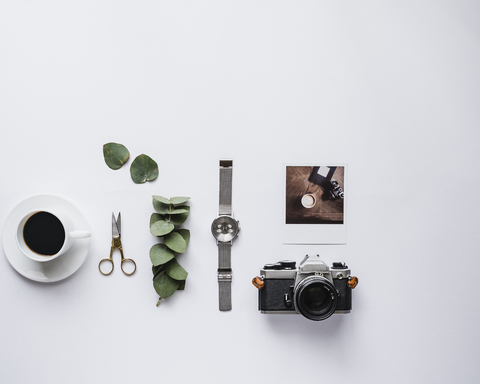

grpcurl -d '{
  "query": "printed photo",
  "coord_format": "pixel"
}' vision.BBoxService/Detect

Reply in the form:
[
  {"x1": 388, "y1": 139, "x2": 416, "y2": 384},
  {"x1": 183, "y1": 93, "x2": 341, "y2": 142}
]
[
  {"x1": 283, "y1": 164, "x2": 347, "y2": 244},
  {"x1": 286, "y1": 165, "x2": 344, "y2": 224}
]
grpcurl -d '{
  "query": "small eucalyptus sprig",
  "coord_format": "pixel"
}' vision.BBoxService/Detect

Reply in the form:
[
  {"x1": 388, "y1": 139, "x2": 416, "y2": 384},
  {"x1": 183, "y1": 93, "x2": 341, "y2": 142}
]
[{"x1": 150, "y1": 195, "x2": 190, "y2": 306}]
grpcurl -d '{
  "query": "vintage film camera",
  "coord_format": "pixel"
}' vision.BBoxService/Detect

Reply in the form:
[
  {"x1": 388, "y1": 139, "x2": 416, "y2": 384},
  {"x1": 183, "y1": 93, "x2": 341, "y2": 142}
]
[
  {"x1": 327, "y1": 179, "x2": 344, "y2": 200},
  {"x1": 252, "y1": 255, "x2": 358, "y2": 321}
]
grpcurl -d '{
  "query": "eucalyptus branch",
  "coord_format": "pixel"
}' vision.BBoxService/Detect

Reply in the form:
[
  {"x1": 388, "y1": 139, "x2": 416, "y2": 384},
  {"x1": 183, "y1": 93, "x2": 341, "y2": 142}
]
[{"x1": 149, "y1": 196, "x2": 191, "y2": 305}]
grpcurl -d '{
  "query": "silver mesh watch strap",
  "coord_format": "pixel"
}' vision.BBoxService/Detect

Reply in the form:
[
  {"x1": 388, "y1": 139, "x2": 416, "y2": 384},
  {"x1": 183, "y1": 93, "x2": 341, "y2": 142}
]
[
  {"x1": 219, "y1": 160, "x2": 233, "y2": 215},
  {"x1": 218, "y1": 159, "x2": 233, "y2": 311},
  {"x1": 218, "y1": 242, "x2": 232, "y2": 311}
]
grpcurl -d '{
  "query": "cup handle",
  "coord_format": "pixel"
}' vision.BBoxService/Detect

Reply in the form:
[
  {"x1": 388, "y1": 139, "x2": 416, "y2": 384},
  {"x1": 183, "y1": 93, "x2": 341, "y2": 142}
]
[{"x1": 69, "y1": 230, "x2": 91, "y2": 239}]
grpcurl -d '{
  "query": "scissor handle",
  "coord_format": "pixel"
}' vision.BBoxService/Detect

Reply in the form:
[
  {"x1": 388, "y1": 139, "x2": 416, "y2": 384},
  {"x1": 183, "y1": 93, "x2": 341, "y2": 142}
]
[
  {"x1": 99, "y1": 242, "x2": 117, "y2": 275},
  {"x1": 100, "y1": 238, "x2": 136, "y2": 276},
  {"x1": 99, "y1": 258, "x2": 114, "y2": 275},
  {"x1": 121, "y1": 258, "x2": 136, "y2": 276},
  {"x1": 116, "y1": 240, "x2": 136, "y2": 276}
]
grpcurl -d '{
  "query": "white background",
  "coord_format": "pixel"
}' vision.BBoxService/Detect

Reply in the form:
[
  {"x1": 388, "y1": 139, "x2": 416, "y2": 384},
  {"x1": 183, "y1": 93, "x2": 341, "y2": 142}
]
[{"x1": 1, "y1": 1, "x2": 479, "y2": 383}]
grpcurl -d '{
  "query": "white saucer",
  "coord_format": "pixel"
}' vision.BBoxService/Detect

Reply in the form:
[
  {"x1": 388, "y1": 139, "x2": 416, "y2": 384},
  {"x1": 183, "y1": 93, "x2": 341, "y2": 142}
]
[{"x1": 2, "y1": 195, "x2": 91, "y2": 283}]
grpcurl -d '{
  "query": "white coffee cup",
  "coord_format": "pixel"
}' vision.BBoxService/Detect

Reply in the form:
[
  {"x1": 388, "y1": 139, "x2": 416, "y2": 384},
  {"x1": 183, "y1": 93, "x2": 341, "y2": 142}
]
[
  {"x1": 301, "y1": 194, "x2": 316, "y2": 209},
  {"x1": 16, "y1": 209, "x2": 91, "y2": 262}
]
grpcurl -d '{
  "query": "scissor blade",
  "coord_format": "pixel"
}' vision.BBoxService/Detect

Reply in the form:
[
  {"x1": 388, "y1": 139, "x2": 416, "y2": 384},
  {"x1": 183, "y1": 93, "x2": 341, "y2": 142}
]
[
  {"x1": 117, "y1": 212, "x2": 121, "y2": 236},
  {"x1": 112, "y1": 212, "x2": 121, "y2": 237}
]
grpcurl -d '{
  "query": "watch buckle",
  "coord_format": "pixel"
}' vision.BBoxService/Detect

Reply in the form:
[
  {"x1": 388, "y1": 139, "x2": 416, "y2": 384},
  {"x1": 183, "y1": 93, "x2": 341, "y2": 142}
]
[{"x1": 217, "y1": 268, "x2": 232, "y2": 282}]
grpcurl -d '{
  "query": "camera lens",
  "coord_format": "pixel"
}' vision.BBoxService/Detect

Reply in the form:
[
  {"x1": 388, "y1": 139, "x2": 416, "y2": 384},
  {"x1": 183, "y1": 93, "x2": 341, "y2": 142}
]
[{"x1": 294, "y1": 277, "x2": 337, "y2": 321}]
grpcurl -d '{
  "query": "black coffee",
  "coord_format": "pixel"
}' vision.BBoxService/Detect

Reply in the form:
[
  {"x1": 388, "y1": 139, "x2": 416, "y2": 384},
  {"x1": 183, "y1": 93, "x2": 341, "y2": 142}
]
[{"x1": 23, "y1": 212, "x2": 65, "y2": 256}]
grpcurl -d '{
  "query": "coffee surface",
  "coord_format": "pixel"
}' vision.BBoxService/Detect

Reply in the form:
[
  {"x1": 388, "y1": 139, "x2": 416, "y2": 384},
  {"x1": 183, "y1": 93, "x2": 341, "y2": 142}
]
[
  {"x1": 302, "y1": 194, "x2": 315, "y2": 207},
  {"x1": 23, "y1": 212, "x2": 65, "y2": 256}
]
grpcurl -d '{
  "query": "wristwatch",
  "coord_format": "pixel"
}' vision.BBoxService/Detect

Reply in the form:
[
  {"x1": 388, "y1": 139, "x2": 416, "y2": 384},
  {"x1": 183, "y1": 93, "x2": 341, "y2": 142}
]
[{"x1": 211, "y1": 159, "x2": 240, "y2": 311}]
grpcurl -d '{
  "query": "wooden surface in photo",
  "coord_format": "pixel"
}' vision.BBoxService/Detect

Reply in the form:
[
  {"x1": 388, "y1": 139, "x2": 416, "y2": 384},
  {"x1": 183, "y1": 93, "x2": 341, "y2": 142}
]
[{"x1": 285, "y1": 166, "x2": 344, "y2": 224}]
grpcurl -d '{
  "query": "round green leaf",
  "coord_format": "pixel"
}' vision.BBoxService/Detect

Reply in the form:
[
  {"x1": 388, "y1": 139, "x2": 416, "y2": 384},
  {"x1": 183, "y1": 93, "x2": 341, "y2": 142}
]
[
  {"x1": 150, "y1": 219, "x2": 174, "y2": 237},
  {"x1": 130, "y1": 154, "x2": 159, "y2": 184},
  {"x1": 103, "y1": 143, "x2": 130, "y2": 170},
  {"x1": 170, "y1": 197, "x2": 190, "y2": 205},
  {"x1": 153, "y1": 199, "x2": 169, "y2": 214},
  {"x1": 152, "y1": 199, "x2": 187, "y2": 215},
  {"x1": 169, "y1": 206, "x2": 190, "y2": 225},
  {"x1": 177, "y1": 280, "x2": 186, "y2": 290},
  {"x1": 152, "y1": 264, "x2": 164, "y2": 279},
  {"x1": 167, "y1": 207, "x2": 188, "y2": 214},
  {"x1": 149, "y1": 244, "x2": 175, "y2": 266},
  {"x1": 152, "y1": 195, "x2": 170, "y2": 205},
  {"x1": 150, "y1": 213, "x2": 164, "y2": 227},
  {"x1": 165, "y1": 258, "x2": 188, "y2": 281},
  {"x1": 164, "y1": 231, "x2": 187, "y2": 253},
  {"x1": 176, "y1": 229, "x2": 190, "y2": 246},
  {"x1": 153, "y1": 271, "x2": 180, "y2": 299}
]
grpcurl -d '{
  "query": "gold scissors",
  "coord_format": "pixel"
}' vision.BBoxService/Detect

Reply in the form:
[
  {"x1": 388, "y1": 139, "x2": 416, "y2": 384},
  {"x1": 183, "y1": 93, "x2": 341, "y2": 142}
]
[{"x1": 98, "y1": 213, "x2": 136, "y2": 276}]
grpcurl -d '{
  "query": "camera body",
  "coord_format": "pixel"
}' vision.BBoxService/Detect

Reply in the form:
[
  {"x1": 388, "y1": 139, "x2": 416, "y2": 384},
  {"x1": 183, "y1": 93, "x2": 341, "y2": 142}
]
[{"x1": 256, "y1": 255, "x2": 356, "y2": 321}]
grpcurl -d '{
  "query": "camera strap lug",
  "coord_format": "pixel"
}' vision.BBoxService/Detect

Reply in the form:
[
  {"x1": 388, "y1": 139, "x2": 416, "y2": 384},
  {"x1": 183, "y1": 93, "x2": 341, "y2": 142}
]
[
  {"x1": 252, "y1": 276, "x2": 264, "y2": 289},
  {"x1": 348, "y1": 276, "x2": 358, "y2": 289}
]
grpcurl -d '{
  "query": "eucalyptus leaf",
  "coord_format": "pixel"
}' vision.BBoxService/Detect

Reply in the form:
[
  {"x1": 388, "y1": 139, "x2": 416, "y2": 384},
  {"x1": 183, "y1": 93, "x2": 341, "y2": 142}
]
[
  {"x1": 167, "y1": 207, "x2": 188, "y2": 215},
  {"x1": 150, "y1": 244, "x2": 175, "y2": 266},
  {"x1": 152, "y1": 264, "x2": 164, "y2": 279},
  {"x1": 103, "y1": 143, "x2": 130, "y2": 170},
  {"x1": 153, "y1": 271, "x2": 180, "y2": 299},
  {"x1": 150, "y1": 219, "x2": 174, "y2": 237},
  {"x1": 152, "y1": 195, "x2": 170, "y2": 205},
  {"x1": 170, "y1": 197, "x2": 190, "y2": 205},
  {"x1": 165, "y1": 258, "x2": 188, "y2": 281},
  {"x1": 176, "y1": 229, "x2": 190, "y2": 246},
  {"x1": 164, "y1": 231, "x2": 187, "y2": 253},
  {"x1": 130, "y1": 154, "x2": 159, "y2": 184},
  {"x1": 152, "y1": 199, "x2": 187, "y2": 215},
  {"x1": 150, "y1": 213, "x2": 164, "y2": 227},
  {"x1": 168, "y1": 206, "x2": 190, "y2": 225},
  {"x1": 177, "y1": 280, "x2": 186, "y2": 290},
  {"x1": 153, "y1": 199, "x2": 170, "y2": 214}
]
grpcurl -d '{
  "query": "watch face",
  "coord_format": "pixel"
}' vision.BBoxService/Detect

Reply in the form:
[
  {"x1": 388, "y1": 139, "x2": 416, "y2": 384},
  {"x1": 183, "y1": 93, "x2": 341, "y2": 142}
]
[{"x1": 211, "y1": 216, "x2": 239, "y2": 242}]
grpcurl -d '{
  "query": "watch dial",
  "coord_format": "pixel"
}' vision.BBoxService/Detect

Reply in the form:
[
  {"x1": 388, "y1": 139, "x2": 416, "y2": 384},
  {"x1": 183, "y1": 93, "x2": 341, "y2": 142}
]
[{"x1": 211, "y1": 216, "x2": 239, "y2": 242}]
